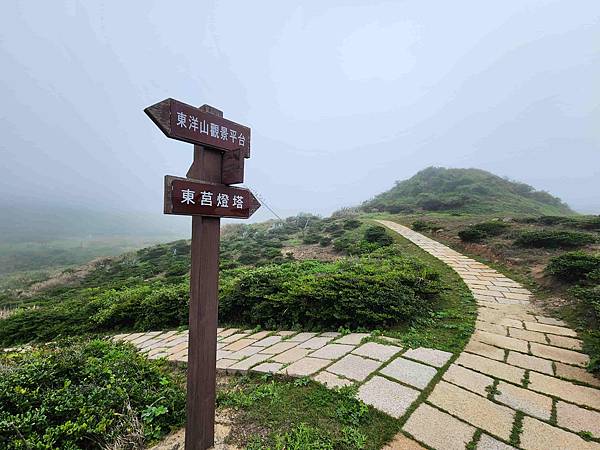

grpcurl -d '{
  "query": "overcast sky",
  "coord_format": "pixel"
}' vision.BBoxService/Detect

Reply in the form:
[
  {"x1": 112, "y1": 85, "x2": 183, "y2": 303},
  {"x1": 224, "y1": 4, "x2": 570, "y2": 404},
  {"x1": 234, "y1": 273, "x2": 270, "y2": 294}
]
[{"x1": 1, "y1": 0, "x2": 599, "y2": 226}]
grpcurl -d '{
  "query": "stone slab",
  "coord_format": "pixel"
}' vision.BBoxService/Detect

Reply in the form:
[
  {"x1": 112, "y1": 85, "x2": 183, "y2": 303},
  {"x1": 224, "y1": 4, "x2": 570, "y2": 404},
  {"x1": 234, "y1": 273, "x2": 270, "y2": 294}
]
[
  {"x1": 298, "y1": 336, "x2": 332, "y2": 350},
  {"x1": 428, "y1": 381, "x2": 514, "y2": 441},
  {"x1": 271, "y1": 347, "x2": 311, "y2": 364},
  {"x1": 403, "y1": 347, "x2": 452, "y2": 368},
  {"x1": 529, "y1": 342, "x2": 589, "y2": 367},
  {"x1": 252, "y1": 362, "x2": 284, "y2": 374},
  {"x1": 253, "y1": 335, "x2": 282, "y2": 347},
  {"x1": 495, "y1": 381, "x2": 552, "y2": 420},
  {"x1": 528, "y1": 371, "x2": 600, "y2": 410},
  {"x1": 547, "y1": 334, "x2": 583, "y2": 351},
  {"x1": 472, "y1": 330, "x2": 529, "y2": 353},
  {"x1": 506, "y1": 351, "x2": 553, "y2": 375},
  {"x1": 287, "y1": 332, "x2": 317, "y2": 342},
  {"x1": 327, "y1": 354, "x2": 382, "y2": 381},
  {"x1": 260, "y1": 341, "x2": 298, "y2": 355},
  {"x1": 442, "y1": 363, "x2": 494, "y2": 396},
  {"x1": 334, "y1": 333, "x2": 370, "y2": 345},
  {"x1": 312, "y1": 371, "x2": 354, "y2": 388},
  {"x1": 520, "y1": 416, "x2": 600, "y2": 450},
  {"x1": 555, "y1": 362, "x2": 600, "y2": 388},
  {"x1": 220, "y1": 333, "x2": 248, "y2": 343},
  {"x1": 228, "y1": 346, "x2": 263, "y2": 360},
  {"x1": 227, "y1": 353, "x2": 271, "y2": 373},
  {"x1": 222, "y1": 338, "x2": 255, "y2": 352},
  {"x1": 403, "y1": 403, "x2": 475, "y2": 450},
  {"x1": 457, "y1": 352, "x2": 524, "y2": 385},
  {"x1": 309, "y1": 343, "x2": 355, "y2": 360},
  {"x1": 246, "y1": 330, "x2": 271, "y2": 340},
  {"x1": 508, "y1": 327, "x2": 547, "y2": 344},
  {"x1": 477, "y1": 434, "x2": 517, "y2": 450},
  {"x1": 280, "y1": 357, "x2": 330, "y2": 377},
  {"x1": 556, "y1": 401, "x2": 600, "y2": 439},
  {"x1": 382, "y1": 433, "x2": 426, "y2": 450},
  {"x1": 358, "y1": 375, "x2": 420, "y2": 418},
  {"x1": 380, "y1": 357, "x2": 437, "y2": 390},
  {"x1": 524, "y1": 321, "x2": 577, "y2": 337},
  {"x1": 217, "y1": 328, "x2": 239, "y2": 338},
  {"x1": 535, "y1": 316, "x2": 566, "y2": 326},
  {"x1": 216, "y1": 359, "x2": 236, "y2": 370},
  {"x1": 352, "y1": 342, "x2": 402, "y2": 362},
  {"x1": 465, "y1": 341, "x2": 505, "y2": 361}
]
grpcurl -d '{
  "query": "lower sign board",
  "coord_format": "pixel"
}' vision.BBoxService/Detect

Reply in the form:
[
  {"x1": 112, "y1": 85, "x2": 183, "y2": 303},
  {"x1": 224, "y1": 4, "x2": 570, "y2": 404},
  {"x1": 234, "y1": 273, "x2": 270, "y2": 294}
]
[{"x1": 164, "y1": 176, "x2": 260, "y2": 219}]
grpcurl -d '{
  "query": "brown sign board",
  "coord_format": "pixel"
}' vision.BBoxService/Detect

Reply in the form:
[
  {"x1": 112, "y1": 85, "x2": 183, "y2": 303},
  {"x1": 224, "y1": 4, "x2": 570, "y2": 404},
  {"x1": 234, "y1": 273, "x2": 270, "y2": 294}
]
[
  {"x1": 164, "y1": 176, "x2": 260, "y2": 219},
  {"x1": 145, "y1": 98, "x2": 251, "y2": 157},
  {"x1": 222, "y1": 148, "x2": 245, "y2": 185}
]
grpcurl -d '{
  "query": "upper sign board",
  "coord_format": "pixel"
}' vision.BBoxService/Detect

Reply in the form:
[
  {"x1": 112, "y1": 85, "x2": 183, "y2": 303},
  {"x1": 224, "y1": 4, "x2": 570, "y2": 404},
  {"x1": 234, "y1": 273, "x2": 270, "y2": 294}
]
[
  {"x1": 164, "y1": 176, "x2": 260, "y2": 219},
  {"x1": 145, "y1": 98, "x2": 251, "y2": 157}
]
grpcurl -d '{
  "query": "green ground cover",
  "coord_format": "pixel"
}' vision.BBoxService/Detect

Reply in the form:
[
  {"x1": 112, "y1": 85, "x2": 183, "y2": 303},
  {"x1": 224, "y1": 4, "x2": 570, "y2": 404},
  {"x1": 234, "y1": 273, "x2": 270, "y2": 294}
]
[
  {"x1": 0, "y1": 339, "x2": 186, "y2": 449},
  {"x1": 361, "y1": 167, "x2": 573, "y2": 216},
  {"x1": 217, "y1": 373, "x2": 399, "y2": 449}
]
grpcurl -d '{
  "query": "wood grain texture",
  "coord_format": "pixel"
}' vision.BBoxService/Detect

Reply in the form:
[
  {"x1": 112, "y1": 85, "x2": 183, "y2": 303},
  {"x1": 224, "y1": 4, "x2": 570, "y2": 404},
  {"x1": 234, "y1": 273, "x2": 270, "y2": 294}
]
[{"x1": 185, "y1": 145, "x2": 222, "y2": 450}]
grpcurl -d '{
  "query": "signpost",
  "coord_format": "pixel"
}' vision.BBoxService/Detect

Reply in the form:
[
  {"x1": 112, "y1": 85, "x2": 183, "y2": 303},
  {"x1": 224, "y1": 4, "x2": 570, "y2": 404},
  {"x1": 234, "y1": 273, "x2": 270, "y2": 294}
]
[{"x1": 145, "y1": 100, "x2": 260, "y2": 450}]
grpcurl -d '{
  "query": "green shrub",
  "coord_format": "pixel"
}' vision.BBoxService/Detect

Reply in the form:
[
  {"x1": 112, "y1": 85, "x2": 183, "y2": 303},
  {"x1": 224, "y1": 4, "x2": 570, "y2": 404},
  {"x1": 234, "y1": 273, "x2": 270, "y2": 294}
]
[
  {"x1": 545, "y1": 252, "x2": 600, "y2": 284},
  {"x1": 302, "y1": 233, "x2": 321, "y2": 245},
  {"x1": 219, "y1": 246, "x2": 441, "y2": 329},
  {"x1": 411, "y1": 220, "x2": 435, "y2": 232},
  {"x1": 537, "y1": 216, "x2": 574, "y2": 226},
  {"x1": 458, "y1": 228, "x2": 487, "y2": 243},
  {"x1": 576, "y1": 216, "x2": 600, "y2": 231},
  {"x1": 319, "y1": 236, "x2": 332, "y2": 247},
  {"x1": 363, "y1": 226, "x2": 393, "y2": 246},
  {"x1": 572, "y1": 285, "x2": 600, "y2": 323},
  {"x1": 458, "y1": 221, "x2": 509, "y2": 243},
  {"x1": 515, "y1": 230, "x2": 596, "y2": 249},
  {"x1": 342, "y1": 219, "x2": 361, "y2": 230},
  {"x1": 0, "y1": 339, "x2": 185, "y2": 449}
]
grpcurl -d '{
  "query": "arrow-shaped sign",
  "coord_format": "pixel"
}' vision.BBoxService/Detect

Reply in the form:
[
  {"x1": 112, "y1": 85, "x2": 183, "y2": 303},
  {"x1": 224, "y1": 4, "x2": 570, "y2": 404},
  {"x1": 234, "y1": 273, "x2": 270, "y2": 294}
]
[
  {"x1": 164, "y1": 176, "x2": 260, "y2": 219},
  {"x1": 145, "y1": 98, "x2": 251, "y2": 157}
]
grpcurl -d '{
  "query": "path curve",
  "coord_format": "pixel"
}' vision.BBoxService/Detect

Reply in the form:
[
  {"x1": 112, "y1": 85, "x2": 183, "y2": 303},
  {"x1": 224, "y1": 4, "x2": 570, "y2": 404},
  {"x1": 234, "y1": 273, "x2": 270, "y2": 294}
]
[{"x1": 377, "y1": 220, "x2": 600, "y2": 450}]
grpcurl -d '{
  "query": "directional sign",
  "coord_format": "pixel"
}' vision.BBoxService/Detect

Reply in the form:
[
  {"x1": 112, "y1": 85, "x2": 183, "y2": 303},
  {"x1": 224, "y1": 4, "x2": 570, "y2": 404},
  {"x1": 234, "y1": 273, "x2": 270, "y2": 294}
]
[
  {"x1": 145, "y1": 98, "x2": 251, "y2": 156},
  {"x1": 164, "y1": 176, "x2": 260, "y2": 219}
]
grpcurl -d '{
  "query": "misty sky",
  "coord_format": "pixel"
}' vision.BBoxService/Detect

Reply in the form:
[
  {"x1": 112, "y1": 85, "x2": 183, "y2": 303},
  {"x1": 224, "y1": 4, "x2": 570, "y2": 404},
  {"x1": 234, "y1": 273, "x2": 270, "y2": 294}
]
[{"x1": 1, "y1": 0, "x2": 599, "y2": 226}]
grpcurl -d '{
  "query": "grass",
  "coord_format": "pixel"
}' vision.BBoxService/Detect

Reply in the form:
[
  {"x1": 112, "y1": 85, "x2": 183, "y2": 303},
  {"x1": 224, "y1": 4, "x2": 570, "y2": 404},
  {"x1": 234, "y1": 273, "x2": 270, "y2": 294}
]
[
  {"x1": 217, "y1": 373, "x2": 399, "y2": 449},
  {"x1": 360, "y1": 167, "x2": 573, "y2": 216}
]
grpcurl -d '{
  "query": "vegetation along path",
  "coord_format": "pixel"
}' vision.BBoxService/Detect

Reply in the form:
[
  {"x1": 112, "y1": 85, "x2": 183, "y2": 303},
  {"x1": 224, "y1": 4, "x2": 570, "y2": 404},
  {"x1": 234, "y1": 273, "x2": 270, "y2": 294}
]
[
  {"x1": 116, "y1": 222, "x2": 600, "y2": 450},
  {"x1": 377, "y1": 220, "x2": 600, "y2": 450}
]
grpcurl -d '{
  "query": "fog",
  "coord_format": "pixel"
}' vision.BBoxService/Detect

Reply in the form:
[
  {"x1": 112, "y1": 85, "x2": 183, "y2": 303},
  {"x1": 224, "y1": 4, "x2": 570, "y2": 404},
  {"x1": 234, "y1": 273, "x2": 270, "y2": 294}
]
[{"x1": 1, "y1": 0, "x2": 599, "y2": 231}]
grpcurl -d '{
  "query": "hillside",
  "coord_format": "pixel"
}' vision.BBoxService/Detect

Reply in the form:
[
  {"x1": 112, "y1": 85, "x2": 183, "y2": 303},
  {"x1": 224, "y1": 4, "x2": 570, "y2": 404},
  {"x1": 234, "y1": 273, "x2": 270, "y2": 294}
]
[{"x1": 361, "y1": 167, "x2": 574, "y2": 216}]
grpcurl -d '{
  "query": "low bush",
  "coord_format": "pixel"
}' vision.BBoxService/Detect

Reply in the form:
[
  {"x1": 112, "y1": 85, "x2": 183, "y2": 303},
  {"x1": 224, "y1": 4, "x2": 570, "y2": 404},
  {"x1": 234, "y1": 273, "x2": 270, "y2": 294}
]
[
  {"x1": 0, "y1": 339, "x2": 185, "y2": 449},
  {"x1": 458, "y1": 221, "x2": 509, "y2": 243},
  {"x1": 219, "y1": 246, "x2": 441, "y2": 329},
  {"x1": 515, "y1": 230, "x2": 596, "y2": 249},
  {"x1": 545, "y1": 252, "x2": 600, "y2": 283},
  {"x1": 363, "y1": 225, "x2": 393, "y2": 246},
  {"x1": 319, "y1": 236, "x2": 332, "y2": 247},
  {"x1": 0, "y1": 282, "x2": 190, "y2": 345},
  {"x1": 411, "y1": 220, "x2": 438, "y2": 232},
  {"x1": 458, "y1": 228, "x2": 487, "y2": 243},
  {"x1": 342, "y1": 219, "x2": 361, "y2": 230}
]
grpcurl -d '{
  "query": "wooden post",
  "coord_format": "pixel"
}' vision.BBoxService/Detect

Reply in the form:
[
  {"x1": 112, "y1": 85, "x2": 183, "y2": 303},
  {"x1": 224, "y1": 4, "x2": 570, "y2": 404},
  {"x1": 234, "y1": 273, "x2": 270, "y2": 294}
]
[{"x1": 185, "y1": 144, "x2": 222, "y2": 450}]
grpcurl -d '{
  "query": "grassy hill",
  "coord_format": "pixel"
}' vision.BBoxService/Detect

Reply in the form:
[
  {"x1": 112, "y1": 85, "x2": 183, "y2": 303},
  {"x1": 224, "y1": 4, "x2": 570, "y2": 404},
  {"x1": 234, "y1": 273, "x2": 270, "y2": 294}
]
[{"x1": 361, "y1": 167, "x2": 574, "y2": 216}]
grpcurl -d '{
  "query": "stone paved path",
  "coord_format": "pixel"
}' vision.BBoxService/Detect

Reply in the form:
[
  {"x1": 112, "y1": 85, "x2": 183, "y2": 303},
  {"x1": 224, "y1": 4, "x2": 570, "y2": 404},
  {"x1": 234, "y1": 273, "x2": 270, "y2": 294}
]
[
  {"x1": 114, "y1": 328, "x2": 452, "y2": 421},
  {"x1": 377, "y1": 220, "x2": 600, "y2": 450},
  {"x1": 114, "y1": 221, "x2": 600, "y2": 450}
]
